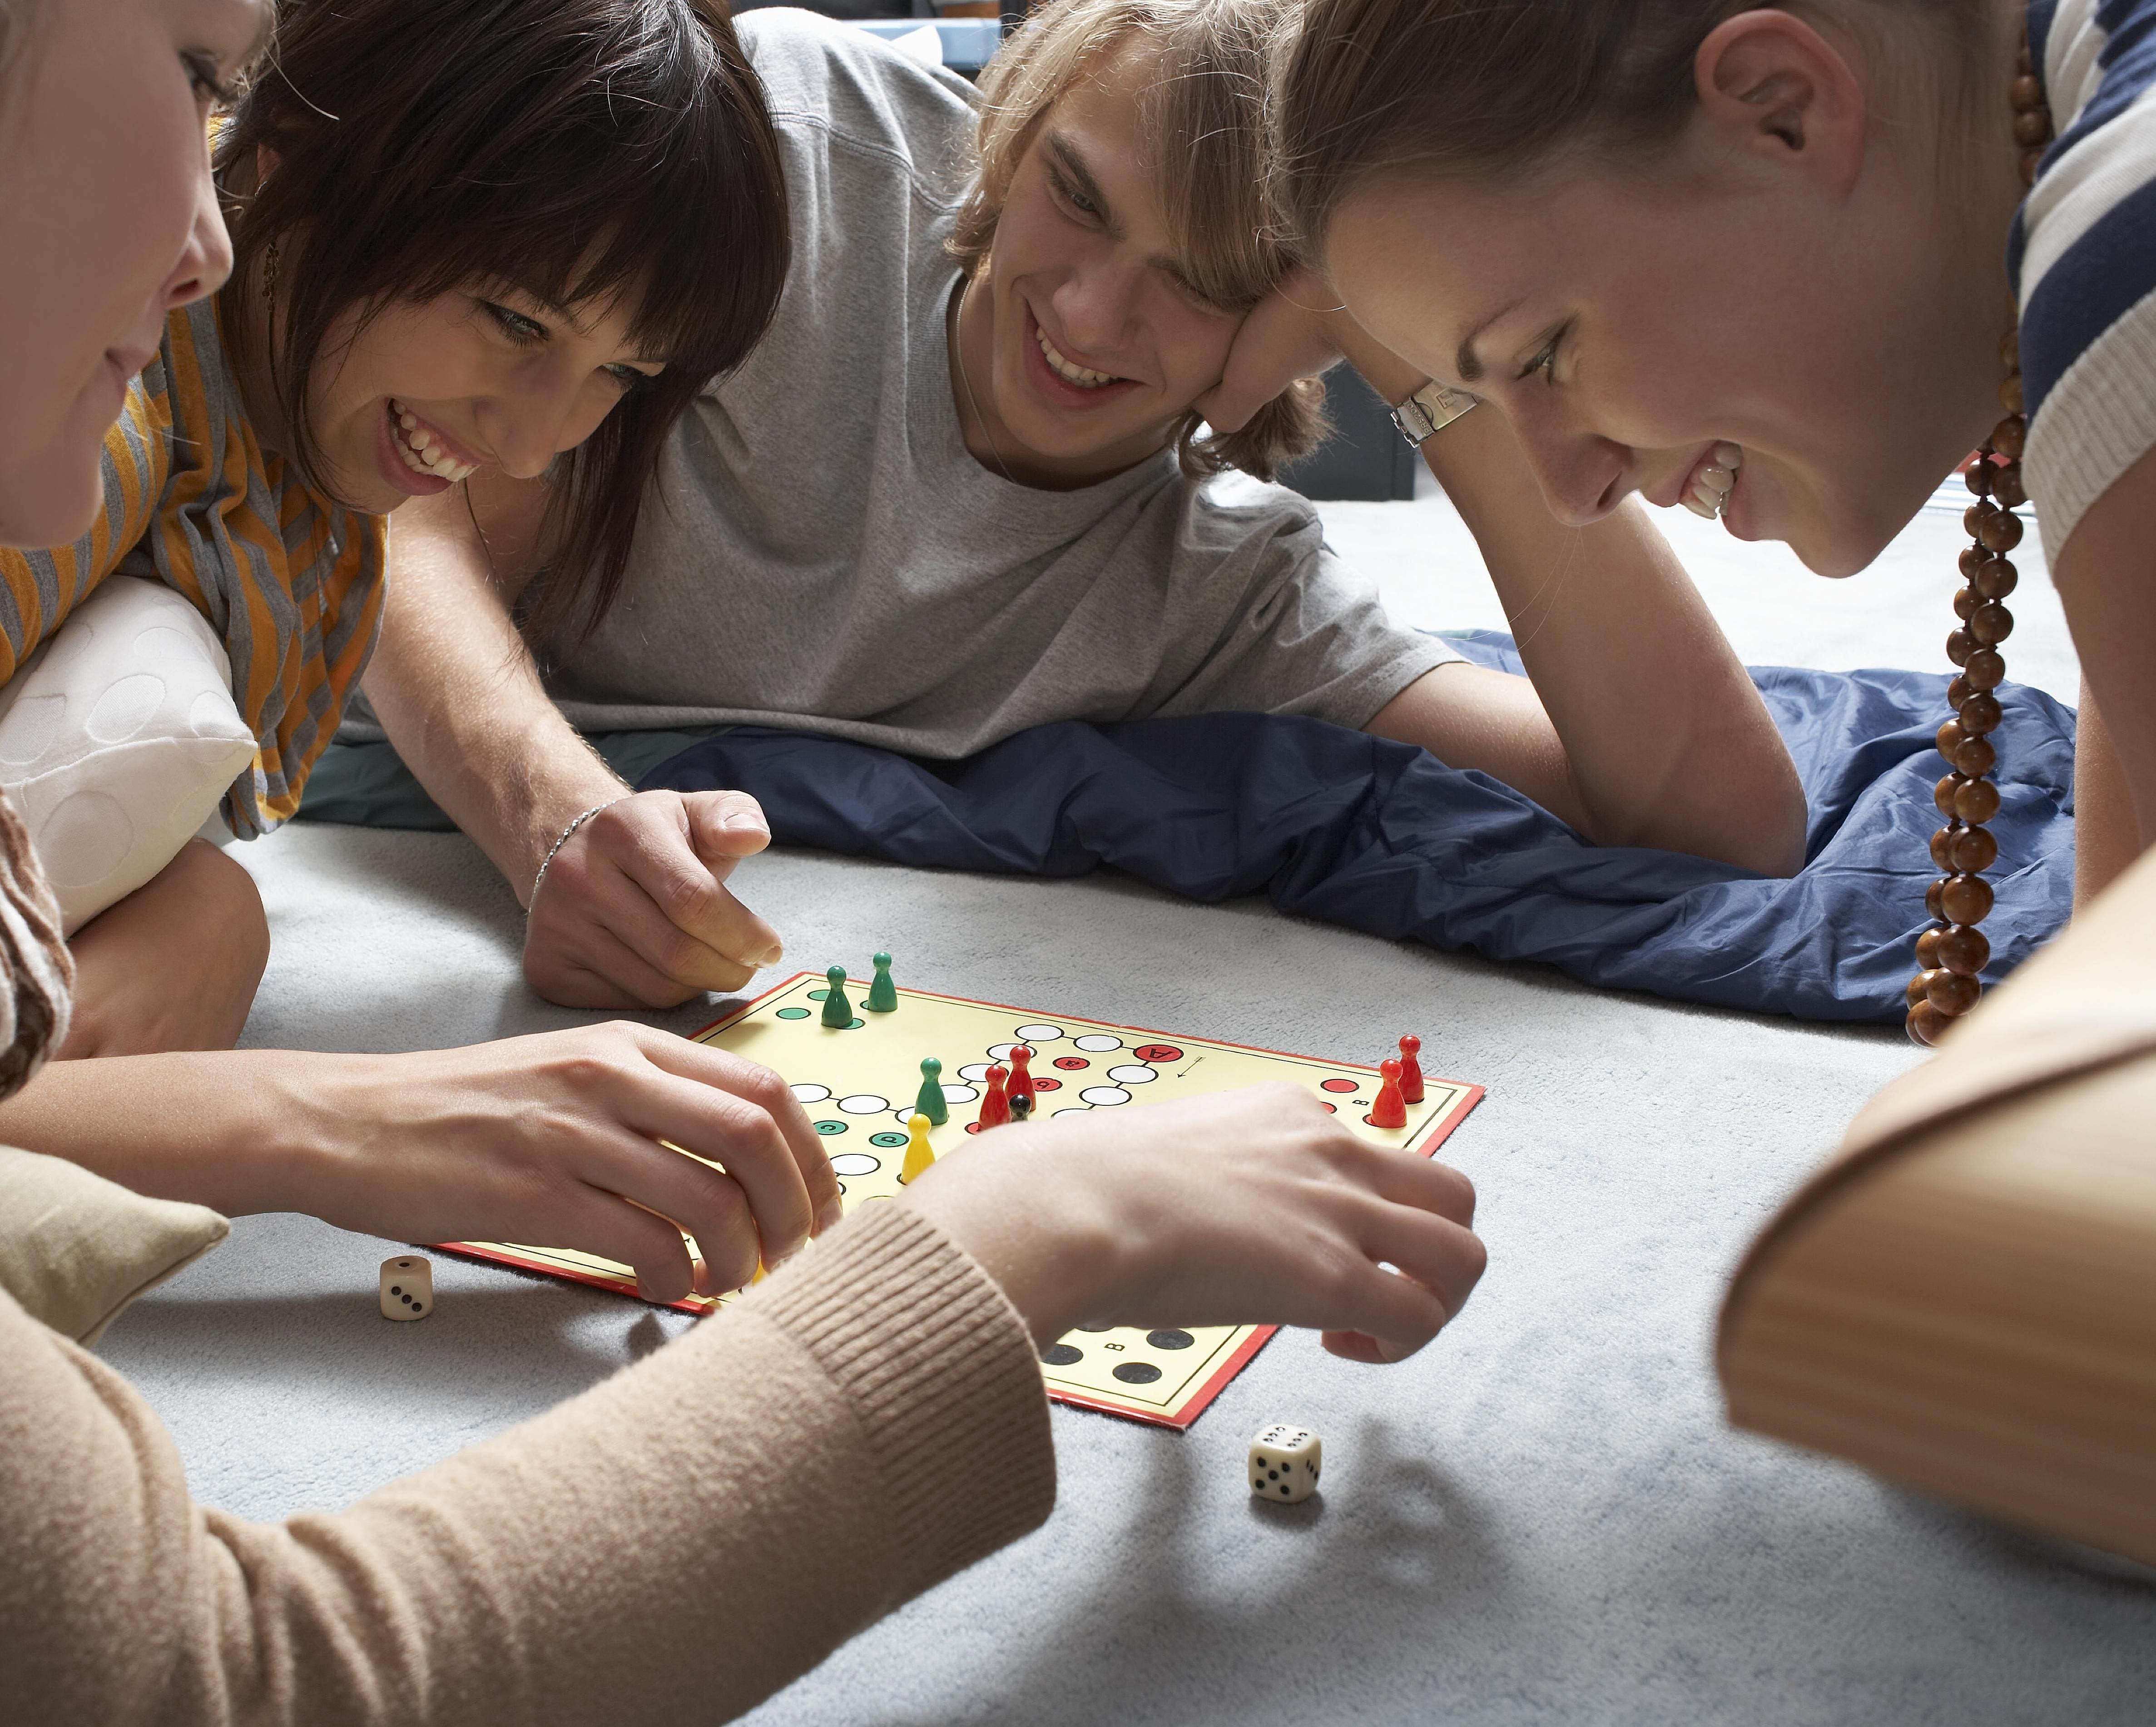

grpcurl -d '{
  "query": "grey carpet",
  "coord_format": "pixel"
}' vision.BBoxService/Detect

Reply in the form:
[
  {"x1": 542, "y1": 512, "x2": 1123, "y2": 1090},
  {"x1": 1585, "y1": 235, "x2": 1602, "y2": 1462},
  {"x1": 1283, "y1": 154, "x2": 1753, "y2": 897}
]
[{"x1": 97, "y1": 499, "x2": 2154, "y2": 1722}]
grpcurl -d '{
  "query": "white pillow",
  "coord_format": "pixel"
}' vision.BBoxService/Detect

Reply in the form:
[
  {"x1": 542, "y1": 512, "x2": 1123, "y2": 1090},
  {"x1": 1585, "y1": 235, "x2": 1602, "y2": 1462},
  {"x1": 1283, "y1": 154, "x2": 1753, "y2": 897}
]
[{"x1": 0, "y1": 578, "x2": 256, "y2": 934}]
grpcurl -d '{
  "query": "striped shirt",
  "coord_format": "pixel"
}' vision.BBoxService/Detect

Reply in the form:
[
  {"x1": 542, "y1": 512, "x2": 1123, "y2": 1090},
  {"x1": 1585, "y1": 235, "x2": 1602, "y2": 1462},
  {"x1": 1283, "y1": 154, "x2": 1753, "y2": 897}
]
[
  {"x1": 2015, "y1": 0, "x2": 2156, "y2": 563},
  {"x1": 0, "y1": 300, "x2": 386, "y2": 838}
]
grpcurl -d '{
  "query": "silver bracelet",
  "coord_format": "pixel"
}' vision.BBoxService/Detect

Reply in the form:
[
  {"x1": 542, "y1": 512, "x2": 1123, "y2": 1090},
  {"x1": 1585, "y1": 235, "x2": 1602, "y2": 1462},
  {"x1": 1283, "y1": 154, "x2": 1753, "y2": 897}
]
[
  {"x1": 528, "y1": 801, "x2": 619, "y2": 913},
  {"x1": 1389, "y1": 380, "x2": 1480, "y2": 446}
]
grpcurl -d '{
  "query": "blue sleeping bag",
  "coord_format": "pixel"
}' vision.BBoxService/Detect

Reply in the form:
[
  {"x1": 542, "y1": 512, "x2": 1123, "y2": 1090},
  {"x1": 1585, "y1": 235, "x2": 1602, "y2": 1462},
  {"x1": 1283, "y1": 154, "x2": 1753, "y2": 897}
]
[{"x1": 637, "y1": 634, "x2": 2075, "y2": 1024}]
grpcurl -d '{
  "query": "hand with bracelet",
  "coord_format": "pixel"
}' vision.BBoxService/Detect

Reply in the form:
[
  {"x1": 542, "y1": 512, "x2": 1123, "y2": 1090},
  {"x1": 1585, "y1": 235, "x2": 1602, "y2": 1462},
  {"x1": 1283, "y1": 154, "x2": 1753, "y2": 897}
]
[{"x1": 523, "y1": 784, "x2": 787, "y2": 1009}]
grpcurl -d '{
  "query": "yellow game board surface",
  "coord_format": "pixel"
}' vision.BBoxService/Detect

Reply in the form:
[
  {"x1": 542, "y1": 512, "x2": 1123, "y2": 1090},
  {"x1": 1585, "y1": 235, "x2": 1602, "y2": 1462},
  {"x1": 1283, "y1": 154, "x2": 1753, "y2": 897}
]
[{"x1": 446, "y1": 971, "x2": 1484, "y2": 1429}]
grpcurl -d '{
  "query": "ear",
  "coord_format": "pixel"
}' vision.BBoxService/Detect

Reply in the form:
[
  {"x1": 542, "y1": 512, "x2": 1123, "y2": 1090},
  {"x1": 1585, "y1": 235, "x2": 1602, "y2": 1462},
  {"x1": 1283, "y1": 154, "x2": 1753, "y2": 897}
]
[{"x1": 1693, "y1": 10, "x2": 1870, "y2": 193}]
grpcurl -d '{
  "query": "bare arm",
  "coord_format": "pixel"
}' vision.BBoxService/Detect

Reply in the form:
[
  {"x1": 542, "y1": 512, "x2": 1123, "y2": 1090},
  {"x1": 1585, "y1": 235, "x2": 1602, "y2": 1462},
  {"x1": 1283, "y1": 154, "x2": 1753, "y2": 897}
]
[
  {"x1": 1202, "y1": 282, "x2": 1804, "y2": 874},
  {"x1": 1357, "y1": 359, "x2": 1805, "y2": 876},
  {"x1": 2072, "y1": 683, "x2": 2139, "y2": 908},
  {"x1": 2049, "y1": 443, "x2": 2156, "y2": 899},
  {"x1": 371, "y1": 475, "x2": 783, "y2": 1007},
  {"x1": 0, "y1": 1029, "x2": 846, "y2": 1301}
]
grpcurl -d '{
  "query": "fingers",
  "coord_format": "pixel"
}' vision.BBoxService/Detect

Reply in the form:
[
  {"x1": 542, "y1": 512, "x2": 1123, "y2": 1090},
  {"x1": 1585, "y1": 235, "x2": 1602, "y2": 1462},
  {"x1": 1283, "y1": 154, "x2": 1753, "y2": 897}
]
[
  {"x1": 540, "y1": 1182, "x2": 703, "y2": 1304},
  {"x1": 639, "y1": 1033, "x2": 844, "y2": 1235},
  {"x1": 684, "y1": 789, "x2": 774, "y2": 863},
  {"x1": 599, "y1": 797, "x2": 783, "y2": 972},
  {"x1": 525, "y1": 924, "x2": 705, "y2": 1012}
]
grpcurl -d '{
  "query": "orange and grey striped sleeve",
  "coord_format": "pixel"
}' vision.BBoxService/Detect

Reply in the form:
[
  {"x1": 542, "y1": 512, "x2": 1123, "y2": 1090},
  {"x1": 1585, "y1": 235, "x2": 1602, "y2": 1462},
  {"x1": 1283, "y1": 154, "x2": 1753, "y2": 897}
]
[{"x1": 0, "y1": 381, "x2": 173, "y2": 685}]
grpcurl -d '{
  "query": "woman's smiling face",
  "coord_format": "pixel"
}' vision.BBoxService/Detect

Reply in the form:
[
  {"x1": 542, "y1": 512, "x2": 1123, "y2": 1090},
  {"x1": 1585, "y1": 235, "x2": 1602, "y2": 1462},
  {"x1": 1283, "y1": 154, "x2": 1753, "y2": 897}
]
[
  {"x1": 292, "y1": 280, "x2": 669, "y2": 515},
  {"x1": 1325, "y1": 153, "x2": 1997, "y2": 579},
  {"x1": 0, "y1": 0, "x2": 266, "y2": 547},
  {"x1": 974, "y1": 39, "x2": 1247, "y2": 484}
]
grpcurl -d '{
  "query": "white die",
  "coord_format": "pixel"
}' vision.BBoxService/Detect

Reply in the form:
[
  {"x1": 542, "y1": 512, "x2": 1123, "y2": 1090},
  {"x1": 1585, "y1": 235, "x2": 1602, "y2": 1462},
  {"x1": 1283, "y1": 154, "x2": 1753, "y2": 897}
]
[
  {"x1": 1249, "y1": 1423, "x2": 1322, "y2": 1502},
  {"x1": 379, "y1": 1256, "x2": 433, "y2": 1321}
]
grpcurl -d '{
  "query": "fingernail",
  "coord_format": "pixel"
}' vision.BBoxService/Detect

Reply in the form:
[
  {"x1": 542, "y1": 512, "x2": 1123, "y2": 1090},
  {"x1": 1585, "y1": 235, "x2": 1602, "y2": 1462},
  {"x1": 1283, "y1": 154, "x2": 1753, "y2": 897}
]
[
  {"x1": 723, "y1": 813, "x2": 768, "y2": 835},
  {"x1": 757, "y1": 943, "x2": 785, "y2": 968},
  {"x1": 818, "y1": 1198, "x2": 845, "y2": 1234}
]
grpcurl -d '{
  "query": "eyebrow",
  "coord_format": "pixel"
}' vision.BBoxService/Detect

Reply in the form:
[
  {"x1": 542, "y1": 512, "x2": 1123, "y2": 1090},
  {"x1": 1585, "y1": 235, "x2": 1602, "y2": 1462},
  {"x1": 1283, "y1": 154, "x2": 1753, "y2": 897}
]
[
  {"x1": 1042, "y1": 130, "x2": 1211, "y2": 302},
  {"x1": 1454, "y1": 298, "x2": 1527, "y2": 386},
  {"x1": 503, "y1": 280, "x2": 673, "y2": 366}
]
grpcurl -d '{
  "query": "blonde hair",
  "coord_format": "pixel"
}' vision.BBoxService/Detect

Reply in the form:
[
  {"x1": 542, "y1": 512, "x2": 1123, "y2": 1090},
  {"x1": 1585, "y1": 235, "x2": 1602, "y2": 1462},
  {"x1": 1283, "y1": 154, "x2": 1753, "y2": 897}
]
[{"x1": 948, "y1": 0, "x2": 1327, "y2": 482}]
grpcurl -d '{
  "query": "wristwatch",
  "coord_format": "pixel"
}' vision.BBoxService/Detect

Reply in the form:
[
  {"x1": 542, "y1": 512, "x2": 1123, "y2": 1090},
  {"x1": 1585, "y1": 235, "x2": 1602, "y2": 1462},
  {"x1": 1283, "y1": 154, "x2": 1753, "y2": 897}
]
[{"x1": 1389, "y1": 381, "x2": 1480, "y2": 446}]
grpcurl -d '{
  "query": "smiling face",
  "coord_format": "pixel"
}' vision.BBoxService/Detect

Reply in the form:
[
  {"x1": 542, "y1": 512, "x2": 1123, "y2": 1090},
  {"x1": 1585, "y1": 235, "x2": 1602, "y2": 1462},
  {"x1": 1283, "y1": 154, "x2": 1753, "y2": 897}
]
[
  {"x1": 957, "y1": 39, "x2": 1247, "y2": 489},
  {"x1": 1328, "y1": 150, "x2": 2012, "y2": 578},
  {"x1": 286, "y1": 279, "x2": 668, "y2": 515},
  {"x1": 0, "y1": 0, "x2": 265, "y2": 547},
  {"x1": 1312, "y1": 9, "x2": 2029, "y2": 580}
]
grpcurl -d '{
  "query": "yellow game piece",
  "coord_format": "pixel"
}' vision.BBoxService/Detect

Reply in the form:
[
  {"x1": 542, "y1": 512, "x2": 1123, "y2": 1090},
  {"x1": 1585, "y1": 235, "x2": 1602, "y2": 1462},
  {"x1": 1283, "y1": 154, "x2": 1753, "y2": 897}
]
[{"x1": 899, "y1": 1111, "x2": 936, "y2": 1184}]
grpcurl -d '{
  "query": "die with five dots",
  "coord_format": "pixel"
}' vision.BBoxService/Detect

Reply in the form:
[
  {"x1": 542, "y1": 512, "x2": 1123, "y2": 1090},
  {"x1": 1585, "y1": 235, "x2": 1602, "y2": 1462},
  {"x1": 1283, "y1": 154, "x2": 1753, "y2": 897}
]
[
  {"x1": 380, "y1": 1256, "x2": 432, "y2": 1321},
  {"x1": 1249, "y1": 1423, "x2": 1321, "y2": 1502}
]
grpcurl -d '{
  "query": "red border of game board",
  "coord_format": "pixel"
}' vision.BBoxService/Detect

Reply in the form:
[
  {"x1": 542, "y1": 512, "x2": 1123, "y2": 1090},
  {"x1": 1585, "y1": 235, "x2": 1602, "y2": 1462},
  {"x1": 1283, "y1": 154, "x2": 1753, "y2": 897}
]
[{"x1": 441, "y1": 972, "x2": 1486, "y2": 1431}]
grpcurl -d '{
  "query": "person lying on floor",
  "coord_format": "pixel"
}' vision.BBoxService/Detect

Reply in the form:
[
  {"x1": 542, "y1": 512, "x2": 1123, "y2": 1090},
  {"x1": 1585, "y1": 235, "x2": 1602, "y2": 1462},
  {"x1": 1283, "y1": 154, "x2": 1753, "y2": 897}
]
[
  {"x1": 0, "y1": 24, "x2": 1483, "y2": 1708},
  {"x1": 0, "y1": 0, "x2": 786, "y2": 1061},
  {"x1": 0, "y1": 0, "x2": 871, "y2": 1302},
  {"x1": 361, "y1": 0, "x2": 1808, "y2": 1017}
]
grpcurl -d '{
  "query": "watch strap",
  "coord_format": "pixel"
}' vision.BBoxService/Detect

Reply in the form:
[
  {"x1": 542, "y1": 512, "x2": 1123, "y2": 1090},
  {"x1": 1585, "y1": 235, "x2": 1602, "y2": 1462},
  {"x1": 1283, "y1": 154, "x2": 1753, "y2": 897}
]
[{"x1": 1389, "y1": 381, "x2": 1480, "y2": 446}]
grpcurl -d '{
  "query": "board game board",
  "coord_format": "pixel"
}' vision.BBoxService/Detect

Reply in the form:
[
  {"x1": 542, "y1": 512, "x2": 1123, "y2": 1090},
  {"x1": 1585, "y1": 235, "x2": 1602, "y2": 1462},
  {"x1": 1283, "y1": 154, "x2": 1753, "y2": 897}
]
[{"x1": 445, "y1": 970, "x2": 1484, "y2": 1429}]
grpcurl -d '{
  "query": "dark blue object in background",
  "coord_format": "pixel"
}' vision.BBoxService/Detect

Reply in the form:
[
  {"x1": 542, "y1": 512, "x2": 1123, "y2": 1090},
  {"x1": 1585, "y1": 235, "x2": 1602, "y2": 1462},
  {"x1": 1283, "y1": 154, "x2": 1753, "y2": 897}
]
[{"x1": 639, "y1": 633, "x2": 2075, "y2": 1024}]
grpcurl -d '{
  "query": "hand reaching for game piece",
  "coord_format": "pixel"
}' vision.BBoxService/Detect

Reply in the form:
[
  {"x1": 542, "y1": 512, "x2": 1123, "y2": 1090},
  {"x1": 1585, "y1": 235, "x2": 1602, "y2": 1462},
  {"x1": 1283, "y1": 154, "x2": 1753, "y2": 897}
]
[
  {"x1": 523, "y1": 789, "x2": 787, "y2": 1009},
  {"x1": 270, "y1": 1023, "x2": 844, "y2": 1301},
  {"x1": 897, "y1": 1084, "x2": 1484, "y2": 1363}
]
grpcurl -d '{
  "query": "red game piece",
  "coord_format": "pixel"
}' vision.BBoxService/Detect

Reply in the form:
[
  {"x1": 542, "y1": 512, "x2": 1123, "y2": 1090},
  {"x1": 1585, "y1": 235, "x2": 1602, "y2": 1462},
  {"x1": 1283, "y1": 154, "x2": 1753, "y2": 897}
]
[
  {"x1": 1007, "y1": 1045, "x2": 1037, "y2": 1111},
  {"x1": 1398, "y1": 1034, "x2": 1424, "y2": 1104},
  {"x1": 977, "y1": 1062, "x2": 1011, "y2": 1128},
  {"x1": 1369, "y1": 1058, "x2": 1408, "y2": 1129}
]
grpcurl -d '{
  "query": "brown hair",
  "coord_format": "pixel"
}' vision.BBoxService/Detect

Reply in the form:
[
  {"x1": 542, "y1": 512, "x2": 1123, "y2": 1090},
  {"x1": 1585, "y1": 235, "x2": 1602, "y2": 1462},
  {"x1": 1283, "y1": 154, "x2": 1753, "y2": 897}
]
[
  {"x1": 950, "y1": 0, "x2": 1326, "y2": 482},
  {"x1": 1278, "y1": 0, "x2": 1987, "y2": 259},
  {"x1": 216, "y1": 0, "x2": 789, "y2": 646}
]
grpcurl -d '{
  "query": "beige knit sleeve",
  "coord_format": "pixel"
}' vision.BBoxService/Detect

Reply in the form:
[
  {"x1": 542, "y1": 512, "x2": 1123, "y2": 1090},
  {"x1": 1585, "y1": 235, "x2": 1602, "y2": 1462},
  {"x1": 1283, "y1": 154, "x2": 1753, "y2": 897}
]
[{"x1": 0, "y1": 1202, "x2": 1056, "y2": 1727}]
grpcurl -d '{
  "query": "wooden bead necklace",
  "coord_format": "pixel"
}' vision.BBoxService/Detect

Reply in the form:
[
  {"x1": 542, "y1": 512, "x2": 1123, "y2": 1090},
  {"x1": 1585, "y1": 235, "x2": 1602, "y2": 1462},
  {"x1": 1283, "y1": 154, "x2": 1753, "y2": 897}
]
[{"x1": 1904, "y1": 39, "x2": 2052, "y2": 1047}]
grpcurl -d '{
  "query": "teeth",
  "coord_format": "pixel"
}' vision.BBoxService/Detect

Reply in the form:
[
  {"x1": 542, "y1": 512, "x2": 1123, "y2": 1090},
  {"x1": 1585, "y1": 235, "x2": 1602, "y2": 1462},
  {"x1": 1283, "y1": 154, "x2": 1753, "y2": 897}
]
[
  {"x1": 388, "y1": 399, "x2": 476, "y2": 482},
  {"x1": 1036, "y1": 328, "x2": 1117, "y2": 388},
  {"x1": 1683, "y1": 495, "x2": 1719, "y2": 519}
]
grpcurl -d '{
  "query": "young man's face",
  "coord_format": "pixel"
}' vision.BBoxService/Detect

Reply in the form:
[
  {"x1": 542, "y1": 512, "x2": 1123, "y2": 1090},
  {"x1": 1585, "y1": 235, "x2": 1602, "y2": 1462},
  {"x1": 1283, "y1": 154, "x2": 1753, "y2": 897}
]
[{"x1": 974, "y1": 40, "x2": 1246, "y2": 485}]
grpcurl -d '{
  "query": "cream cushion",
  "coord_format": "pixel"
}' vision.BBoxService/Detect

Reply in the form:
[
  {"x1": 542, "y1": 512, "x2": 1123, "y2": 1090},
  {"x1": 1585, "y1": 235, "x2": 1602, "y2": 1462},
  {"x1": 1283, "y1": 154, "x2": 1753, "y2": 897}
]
[
  {"x1": 0, "y1": 1146, "x2": 227, "y2": 1346},
  {"x1": 0, "y1": 578, "x2": 256, "y2": 933}
]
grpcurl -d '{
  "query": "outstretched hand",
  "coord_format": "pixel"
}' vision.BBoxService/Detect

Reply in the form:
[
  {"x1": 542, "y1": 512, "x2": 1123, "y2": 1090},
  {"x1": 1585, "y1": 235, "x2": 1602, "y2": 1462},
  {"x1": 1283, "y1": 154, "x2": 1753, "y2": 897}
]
[
  {"x1": 290, "y1": 1023, "x2": 845, "y2": 1301},
  {"x1": 898, "y1": 1083, "x2": 1484, "y2": 1362},
  {"x1": 523, "y1": 789, "x2": 785, "y2": 1009},
  {"x1": 1194, "y1": 268, "x2": 1349, "y2": 437}
]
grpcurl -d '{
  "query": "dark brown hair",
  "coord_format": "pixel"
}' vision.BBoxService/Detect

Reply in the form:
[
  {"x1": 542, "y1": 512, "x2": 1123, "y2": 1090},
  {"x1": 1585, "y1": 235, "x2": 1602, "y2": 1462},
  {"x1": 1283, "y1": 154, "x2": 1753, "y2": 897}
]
[
  {"x1": 949, "y1": 0, "x2": 1328, "y2": 482},
  {"x1": 1277, "y1": 0, "x2": 1985, "y2": 258},
  {"x1": 216, "y1": 0, "x2": 789, "y2": 645}
]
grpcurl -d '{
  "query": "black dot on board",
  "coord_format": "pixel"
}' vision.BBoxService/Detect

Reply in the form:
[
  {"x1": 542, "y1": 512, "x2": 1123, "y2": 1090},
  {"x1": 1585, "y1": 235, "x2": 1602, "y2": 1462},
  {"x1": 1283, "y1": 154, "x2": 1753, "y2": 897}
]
[
  {"x1": 1145, "y1": 1329, "x2": 1194, "y2": 1351},
  {"x1": 1041, "y1": 1344, "x2": 1083, "y2": 1366},
  {"x1": 1077, "y1": 1321, "x2": 1114, "y2": 1333},
  {"x1": 1111, "y1": 1362, "x2": 1162, "y2": 1385}
]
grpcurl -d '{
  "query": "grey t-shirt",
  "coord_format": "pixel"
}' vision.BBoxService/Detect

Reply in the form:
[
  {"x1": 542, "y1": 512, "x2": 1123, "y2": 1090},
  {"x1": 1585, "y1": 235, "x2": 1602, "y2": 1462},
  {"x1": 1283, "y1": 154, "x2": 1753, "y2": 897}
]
[{"x1": 540, "y1": 8, "x2": 1452, "y2": 756}]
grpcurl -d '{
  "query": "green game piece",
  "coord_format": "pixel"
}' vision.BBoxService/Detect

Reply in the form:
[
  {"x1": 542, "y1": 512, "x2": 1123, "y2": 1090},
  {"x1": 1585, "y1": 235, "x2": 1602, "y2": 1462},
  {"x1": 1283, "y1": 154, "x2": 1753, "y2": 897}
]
[
  {"x1": 820, "y1": 966, "x2": 852, "y2": 1028},
  {"x1": 866, "y1": 951, "x2": 898, "y2": 1013},
  {"x1": 914, "y1": 1056, "x2": 948, "y2": 1126}
]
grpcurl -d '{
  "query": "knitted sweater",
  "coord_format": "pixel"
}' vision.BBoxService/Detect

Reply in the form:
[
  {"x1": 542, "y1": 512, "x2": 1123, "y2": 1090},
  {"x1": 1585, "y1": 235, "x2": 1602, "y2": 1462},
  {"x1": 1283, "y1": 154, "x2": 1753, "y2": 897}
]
[{"x1": 0, "y1": 1202, "x2": 1057, "y2": 1725}]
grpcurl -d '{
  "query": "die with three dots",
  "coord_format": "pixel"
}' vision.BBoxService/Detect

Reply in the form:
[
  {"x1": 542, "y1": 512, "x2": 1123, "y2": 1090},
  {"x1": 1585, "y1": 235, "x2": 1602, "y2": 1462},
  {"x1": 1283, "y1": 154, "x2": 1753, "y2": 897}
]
[
  {"x1": 1249, "y1": 1423, "x2": 1321, "y2": 1502},
  {"x1": 380, "y1": 1256, "x2": 432, "y2": 1321}
]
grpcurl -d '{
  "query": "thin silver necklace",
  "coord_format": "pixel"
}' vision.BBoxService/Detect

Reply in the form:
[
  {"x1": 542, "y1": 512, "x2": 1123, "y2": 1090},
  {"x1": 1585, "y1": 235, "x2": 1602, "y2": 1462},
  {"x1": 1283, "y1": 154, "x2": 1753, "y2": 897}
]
[{"x1": 952, "y1": 278, "x2": 1018, "y2": 486}]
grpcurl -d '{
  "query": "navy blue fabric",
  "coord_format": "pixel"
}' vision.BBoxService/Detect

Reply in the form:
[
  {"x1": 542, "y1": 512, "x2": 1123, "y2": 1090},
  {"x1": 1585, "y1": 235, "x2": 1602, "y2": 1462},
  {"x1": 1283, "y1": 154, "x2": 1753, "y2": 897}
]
[{"x1": 639, "y1": 633, "x2": 2076, "y2": 1024}]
